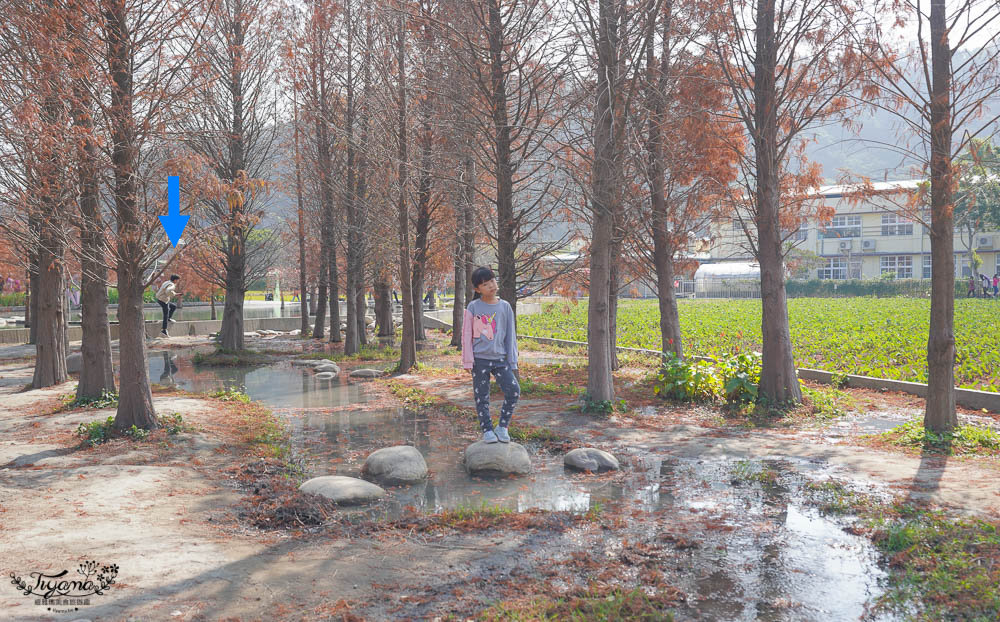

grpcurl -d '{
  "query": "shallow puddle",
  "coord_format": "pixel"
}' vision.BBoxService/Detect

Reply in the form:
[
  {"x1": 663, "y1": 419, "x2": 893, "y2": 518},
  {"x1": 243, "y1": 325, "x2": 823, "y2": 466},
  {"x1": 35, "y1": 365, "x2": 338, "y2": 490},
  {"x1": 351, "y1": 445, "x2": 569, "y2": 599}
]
[
  {"x1": 148, "y1": 355, "x2": 895, "y2": 619},
  {"x1": 147, "y1": 351, "x2": 371, "y2": 409}
]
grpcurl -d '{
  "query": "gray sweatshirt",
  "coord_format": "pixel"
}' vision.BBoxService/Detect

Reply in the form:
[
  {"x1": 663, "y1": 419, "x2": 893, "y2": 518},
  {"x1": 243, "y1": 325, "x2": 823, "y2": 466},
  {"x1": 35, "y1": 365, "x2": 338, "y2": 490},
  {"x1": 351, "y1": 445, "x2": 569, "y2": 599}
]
[{"x1": 461, "y1": 298, "x2": 518, "y2": 368}]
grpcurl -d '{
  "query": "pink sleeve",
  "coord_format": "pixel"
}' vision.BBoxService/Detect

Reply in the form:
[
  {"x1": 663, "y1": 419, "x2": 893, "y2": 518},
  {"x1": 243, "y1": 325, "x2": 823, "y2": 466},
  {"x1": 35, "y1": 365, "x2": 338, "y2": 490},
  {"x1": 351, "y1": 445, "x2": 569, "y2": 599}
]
[{"x1": 461, "y1": 309, "x2": 474, "y2": 368}]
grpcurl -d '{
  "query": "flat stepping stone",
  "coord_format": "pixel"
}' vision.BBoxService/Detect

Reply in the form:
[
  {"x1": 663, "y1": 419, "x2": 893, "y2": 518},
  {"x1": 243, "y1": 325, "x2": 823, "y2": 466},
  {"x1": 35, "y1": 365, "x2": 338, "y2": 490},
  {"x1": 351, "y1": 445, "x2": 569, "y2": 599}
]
[
  {"x1": 564, "y1": 447, "x2": 620, "y2": 472},
  {"x1": 314, "y1": 372, "x2": 336, "y2": 380},
  {"x1": 361, "y1": 445, "x2": 428, "y2": 485},
  {"x1": 464, "y1": 441, "x2": 531, "y2": 475},
  {"x1": 313, "y1": 362, "x2": 340, "y2": 374},
  {"x1": 299, "y1": 475, "x2": 385, "y2": 505},
  {"x1": 290, "y1": 359, "x2": 315, "y2": 367},
  {"x1": 350, "y1": 368, "x2": 382, "y2": 378}
]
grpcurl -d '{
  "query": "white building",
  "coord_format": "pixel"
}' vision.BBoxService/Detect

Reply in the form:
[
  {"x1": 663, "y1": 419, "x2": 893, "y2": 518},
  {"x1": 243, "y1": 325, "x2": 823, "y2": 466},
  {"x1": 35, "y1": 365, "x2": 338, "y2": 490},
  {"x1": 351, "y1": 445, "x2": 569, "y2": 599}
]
[{"x1": 708, "y1": 180, "x2": 1000, "y2": 280}]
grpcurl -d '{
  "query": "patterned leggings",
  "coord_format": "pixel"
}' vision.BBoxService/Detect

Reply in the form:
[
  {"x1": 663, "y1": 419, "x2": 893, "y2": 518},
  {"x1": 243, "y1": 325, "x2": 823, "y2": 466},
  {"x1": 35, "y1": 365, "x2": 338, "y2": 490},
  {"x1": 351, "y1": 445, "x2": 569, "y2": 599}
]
[{"x1": 472, "y1": 358, "x2": 520, "y2": 431}]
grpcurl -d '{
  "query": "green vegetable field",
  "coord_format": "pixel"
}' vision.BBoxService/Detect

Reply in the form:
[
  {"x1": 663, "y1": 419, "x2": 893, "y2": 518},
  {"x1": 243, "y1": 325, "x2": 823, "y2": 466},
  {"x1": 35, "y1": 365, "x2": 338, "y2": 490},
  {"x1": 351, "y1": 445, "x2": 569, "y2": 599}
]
[{"x1": 518, "y1": 298, "x2": 1000, "y2": 392}]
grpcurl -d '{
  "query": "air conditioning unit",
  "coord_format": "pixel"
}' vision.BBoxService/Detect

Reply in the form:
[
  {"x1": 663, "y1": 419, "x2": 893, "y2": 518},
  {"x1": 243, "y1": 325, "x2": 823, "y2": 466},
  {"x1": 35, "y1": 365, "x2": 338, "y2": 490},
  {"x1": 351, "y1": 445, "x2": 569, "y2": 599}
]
[
  {"x1": 977, "y1": 236, "x2": 993, "y2": 249},
  {"x1": 838, "y1": 240, "x2": 853, "y2": 251},
  {"x1": 862, "y1": 240, "x2": 876, "y2": 251}
]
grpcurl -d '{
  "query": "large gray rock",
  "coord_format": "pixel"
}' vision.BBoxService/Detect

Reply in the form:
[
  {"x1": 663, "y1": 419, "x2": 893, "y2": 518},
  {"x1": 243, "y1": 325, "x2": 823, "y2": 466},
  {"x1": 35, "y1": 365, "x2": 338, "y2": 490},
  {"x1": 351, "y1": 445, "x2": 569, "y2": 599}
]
[
  {"x1": 66, "y1": 353, "x2": 82, "y2": 374},
  {"x1": 464, "y1": 441, "x2": 531, "y2": 475},
  {"x1": 314, "y1": 372, "x2": 336, "y2": 380},
  {"x1": 299, "y1": 476, "x2": 385, "y2": 505},
  {"x1": 350, "y1": 368, "x2": 382, "y2": 378},
  {"x1": 314, "y1": 362, "x2": 341, "y2": 374},
  {"x1": 564, "y1": 448, "x2": 620, "y2": 472},
  {"x1": 291, "y1": 359, "x2": 315, "y2": 367},
  {"x1": 361, "y1": 445, "x2": 428, "y2": 485}
]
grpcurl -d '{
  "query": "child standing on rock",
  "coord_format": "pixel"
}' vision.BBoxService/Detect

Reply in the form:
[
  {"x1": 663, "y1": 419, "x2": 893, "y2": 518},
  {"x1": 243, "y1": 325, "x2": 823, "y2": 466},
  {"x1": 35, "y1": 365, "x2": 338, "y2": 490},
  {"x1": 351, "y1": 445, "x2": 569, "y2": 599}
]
[{"x1": 462, "y1": 266, "x2": 520, "y2": 444}]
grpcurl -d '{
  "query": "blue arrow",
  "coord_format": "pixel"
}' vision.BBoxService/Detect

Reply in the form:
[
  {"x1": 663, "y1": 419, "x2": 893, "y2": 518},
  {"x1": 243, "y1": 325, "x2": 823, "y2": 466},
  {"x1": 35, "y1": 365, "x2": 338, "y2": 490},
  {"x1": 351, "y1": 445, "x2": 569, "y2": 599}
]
[{"x1": 159, "y1": 175, "x2": 190, "y2": 247}]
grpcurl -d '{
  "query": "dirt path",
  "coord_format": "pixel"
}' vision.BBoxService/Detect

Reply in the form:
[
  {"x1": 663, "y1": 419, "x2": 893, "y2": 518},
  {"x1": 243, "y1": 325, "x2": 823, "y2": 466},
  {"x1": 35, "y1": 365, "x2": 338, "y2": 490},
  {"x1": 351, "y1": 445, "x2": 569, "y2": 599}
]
[
  {"x1": 2, "y1": 342, "x2": 999, "y2": 621},
  {"x1": 0, "y1": 356, "x2": 604, "y2": 621}
]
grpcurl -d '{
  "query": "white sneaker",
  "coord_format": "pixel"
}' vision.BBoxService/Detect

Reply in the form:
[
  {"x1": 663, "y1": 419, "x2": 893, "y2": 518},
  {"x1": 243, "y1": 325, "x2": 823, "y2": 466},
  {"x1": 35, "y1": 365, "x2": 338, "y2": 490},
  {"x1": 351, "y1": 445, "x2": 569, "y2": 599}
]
[
  {"x1": 168, "y1": 318, "x2": 176, "y2": 324},
  {"x1": 495, "y1": 426, "x2": 510, "y2": 443},
  {"x1": 160, "y1": 330, "x2": 169, "y2": 338},
  {"x1": 482, "y1": 430, "x2": 499, "y2": 444}
]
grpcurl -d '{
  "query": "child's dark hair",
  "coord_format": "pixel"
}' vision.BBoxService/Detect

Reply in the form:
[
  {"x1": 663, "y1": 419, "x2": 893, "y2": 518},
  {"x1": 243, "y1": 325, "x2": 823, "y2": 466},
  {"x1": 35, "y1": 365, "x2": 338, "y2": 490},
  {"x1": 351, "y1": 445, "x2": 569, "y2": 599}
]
[
  {"x1": 470, "y1": 266, "x2": 495, "y2": 301},
  {"x1": 170, "y1": 274, "x2": 180, "y2": 282}
]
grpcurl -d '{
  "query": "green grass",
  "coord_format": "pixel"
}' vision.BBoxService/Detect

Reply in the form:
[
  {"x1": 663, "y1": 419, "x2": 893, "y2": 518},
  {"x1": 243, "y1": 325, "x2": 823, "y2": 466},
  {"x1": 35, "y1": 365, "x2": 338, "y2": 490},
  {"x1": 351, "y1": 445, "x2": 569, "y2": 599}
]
[
  {"x1": 207, "y1": 386, "x2": 252, "y2": 403},
  {"x1": 490, "y1": 376, "x2": 584, "y2": 398},
  {"x1": 804, "y1": 481, "x2": 1000, "y2": 620},
  {"x1": 508, "y1": 423, "x2": 559, "y2": 442},
  {"x1": 296, "y1": 344, "x2": 398, "y2": 362},
  {"x1": 439, "y1": 500, "x2": 513, "y2": 525},
  {"x1": 518, "y1": 298, "x2": 1000, "y2": 392},
  {"x1": 483, "y1": 587, "x2": 676, "y2": 621},
  {"x1": 729, "y1": 459, "x2": 780, "y2": 486},
  {"x1": 193, "y1": 349, "x2": 268, "y2": 367},
  {"x1": 801, "y1": 386, "x2": 856, "y2": 420},
  {"x1": 878, "y1": 419, "x2": 1000, "y2": 455}
]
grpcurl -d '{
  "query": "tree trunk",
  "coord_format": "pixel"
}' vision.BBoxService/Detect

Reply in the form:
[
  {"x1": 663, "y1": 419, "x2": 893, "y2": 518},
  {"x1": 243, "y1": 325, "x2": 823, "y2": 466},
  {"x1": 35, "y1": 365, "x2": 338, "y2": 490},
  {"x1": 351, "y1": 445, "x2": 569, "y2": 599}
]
[
  {"x1": 412, "y1": 113, "x2": 433, "y2": 341},
  {"x1": 115, "y1": 277, "x2": 157, "y2": 431},
  {"x1": 106, "y1": 0, "x2": 157, "y2": 430},
  {"x1": 356, "y1": 286, "x2": 367, "y2": 346},
  {"x1": 463, "y1": 155, "x2": 476, "y2": 306},
  {"x1": 75, "y1": 97, "x2": 115, "y2": 398},
  {"x1": 296, "y1": 102, "x2": 309, "y2": 335},
  {"x1": 28, "y1": 262, "x2": 38, "y2": 344},
  {"x1": 646, "y1": 22, "x2": 683, "y2": 358},
  {"x1": 396, "y1": 14, "x2": 417, "y2": 372},
  {"x1": 375, "y1": 276, "x2": 393, "y2": 340},
  {"x1": 586, "y1": 0, "x2": 618, "y2": 403},
  {"x1": 329, "y1": 241, "x2": 341, "y2": 343},
  {"x1": 211, "y1": 294, "x2": 217, "y2": 320},
  {"x1": 609, "y1": 250, "x2": 620, "y2": 370},
  {"x1": 925, "y1": 0, "x2": 957, "y2": 431},
  {"x1": 451, "y1": 237, "x2": 465, "y2": 347},
  {"x1": 219, "y1": 255, "x2": 246, "y2": 351},
  {"x1": 754, "y1": 0, "x2": 801, "y2": 405},
  {"x1": 313, "y1": 247, "x2": 328, "y2": 339},
  {"x1": 32, "y1": 231, "x2": 67, "y2": 389},
  {"x1": 487, "y1": 0, "x2": 518, "y2": 318}
]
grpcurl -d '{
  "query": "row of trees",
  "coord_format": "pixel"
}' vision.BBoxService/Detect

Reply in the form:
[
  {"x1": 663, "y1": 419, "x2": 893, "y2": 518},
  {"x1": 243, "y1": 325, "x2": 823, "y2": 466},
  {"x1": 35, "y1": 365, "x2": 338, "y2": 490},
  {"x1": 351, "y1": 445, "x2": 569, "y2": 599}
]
[{"x1": 2, "y1": 0, "x2": 998, "y2": 435}]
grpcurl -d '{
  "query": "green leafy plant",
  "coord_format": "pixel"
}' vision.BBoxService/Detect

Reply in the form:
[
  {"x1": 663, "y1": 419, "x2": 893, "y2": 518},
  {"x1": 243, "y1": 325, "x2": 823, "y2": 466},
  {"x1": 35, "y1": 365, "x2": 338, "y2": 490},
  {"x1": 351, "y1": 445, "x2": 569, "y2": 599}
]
[
  {"x1": 653, "y1": 351, "x2": 722, "y2": 402},
  {"x1": 76, "y1": 416, "x2": 116, "y2": 447},
  {"x1": 70, "y1": 389, "x2": 119, "y2": 409},
  {"x1": 714, "y1": 351, "x2": 762, "y2": 404},
  {"x1": 208, "y1": 386, "x2": 251, "y2": 403},
  {"x1": 124, "y1": 425, "x2": 149, "y2": 441},
  {"x1": 160, "y1": 413, "x2": 190, "y2": 435}
]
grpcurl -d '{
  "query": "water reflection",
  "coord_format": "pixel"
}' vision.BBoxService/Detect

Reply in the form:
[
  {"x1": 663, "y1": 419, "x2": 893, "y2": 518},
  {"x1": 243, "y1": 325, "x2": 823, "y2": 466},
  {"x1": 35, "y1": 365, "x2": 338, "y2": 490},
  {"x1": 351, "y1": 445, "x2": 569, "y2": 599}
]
[
  {"x1": 147, "y1": 352, "x2": 371, "y2": 409},
  {"x1": 142, "y1": 355, "x2": 891, "y2": 619}
]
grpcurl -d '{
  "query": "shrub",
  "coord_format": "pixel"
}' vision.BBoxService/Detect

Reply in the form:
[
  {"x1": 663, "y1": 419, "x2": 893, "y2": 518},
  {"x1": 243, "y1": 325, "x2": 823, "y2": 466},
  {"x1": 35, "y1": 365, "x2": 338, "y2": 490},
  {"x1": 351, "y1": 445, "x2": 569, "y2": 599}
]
[
  {"x1": 653, "y1": 352, "x2": 723, "y2": 402},
  {"x1": 714, "y1": 351, "x2": 762, "y2": 404}
]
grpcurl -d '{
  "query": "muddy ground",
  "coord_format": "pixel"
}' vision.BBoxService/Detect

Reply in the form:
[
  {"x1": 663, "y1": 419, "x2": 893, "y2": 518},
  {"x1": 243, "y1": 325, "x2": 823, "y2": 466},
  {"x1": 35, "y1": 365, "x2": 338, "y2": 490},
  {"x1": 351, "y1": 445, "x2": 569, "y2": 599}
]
[{"x1": 1, "y1": 333, "x2": 998, "y2": 621}]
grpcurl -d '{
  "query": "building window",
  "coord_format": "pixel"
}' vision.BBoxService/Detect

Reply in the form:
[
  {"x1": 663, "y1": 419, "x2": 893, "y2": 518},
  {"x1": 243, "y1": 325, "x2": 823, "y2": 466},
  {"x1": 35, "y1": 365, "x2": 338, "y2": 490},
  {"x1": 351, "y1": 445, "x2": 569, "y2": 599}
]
[
  {"x1": 957, "y1": 255, "x2": 971, "y2": 278},
  {"x1": 819, "y1": 257, "x2": 848, "y2": 279},
  {"x1": 732, "y1": 218, "x2": 742, "y2": 231},
  {"x1": 881, "y1": 255, "x2": 913, "y2": 278},
  {"x1": 821, "y1": 214, "x2": 861, "y2": 238},
  {"x1": 922, "y1": 255, "x2": 931, "y2": 279},
  {"x1": 881, "y1": 213, "x2": 914, "y2": 236}
]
